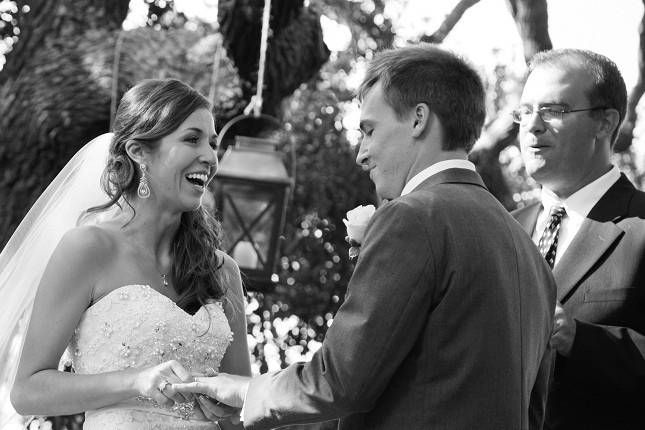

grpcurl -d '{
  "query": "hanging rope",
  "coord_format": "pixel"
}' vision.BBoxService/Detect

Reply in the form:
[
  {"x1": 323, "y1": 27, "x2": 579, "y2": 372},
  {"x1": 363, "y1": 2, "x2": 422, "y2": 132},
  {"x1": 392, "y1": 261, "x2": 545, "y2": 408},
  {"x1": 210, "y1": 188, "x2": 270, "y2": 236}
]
[
  {"x1": 109, "y1": 29, "x2": 125, "y2": 131},
  {"x1": 208, "y1": 35, "x2": 224, "y2": 109},
  {"x1": 243, "y1": 0, "x2": 271, "y2": 117}
]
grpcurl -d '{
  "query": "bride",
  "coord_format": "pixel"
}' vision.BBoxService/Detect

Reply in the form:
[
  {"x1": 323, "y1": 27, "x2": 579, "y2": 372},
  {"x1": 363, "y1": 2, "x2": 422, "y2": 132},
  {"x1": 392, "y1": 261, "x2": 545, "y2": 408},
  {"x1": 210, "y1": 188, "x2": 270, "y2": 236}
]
[{"x1": 0, "y1": 78, "x2": 251, "y2": 429}]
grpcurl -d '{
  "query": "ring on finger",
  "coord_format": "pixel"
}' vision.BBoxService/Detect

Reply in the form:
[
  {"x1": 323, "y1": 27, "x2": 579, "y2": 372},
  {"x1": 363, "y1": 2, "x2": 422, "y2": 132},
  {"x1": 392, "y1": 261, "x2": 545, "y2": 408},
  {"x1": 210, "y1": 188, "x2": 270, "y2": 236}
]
[{"x1": 158, "y1": 379, "x2": 171, "y2": 393}]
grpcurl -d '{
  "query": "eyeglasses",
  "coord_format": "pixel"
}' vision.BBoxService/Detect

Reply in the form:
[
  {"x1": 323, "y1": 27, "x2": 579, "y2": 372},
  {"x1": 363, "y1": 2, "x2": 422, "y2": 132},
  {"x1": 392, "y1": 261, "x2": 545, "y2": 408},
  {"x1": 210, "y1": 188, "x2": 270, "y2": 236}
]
[{"x1": 511, "y1": 104, "x2": 607, "y2": 124}]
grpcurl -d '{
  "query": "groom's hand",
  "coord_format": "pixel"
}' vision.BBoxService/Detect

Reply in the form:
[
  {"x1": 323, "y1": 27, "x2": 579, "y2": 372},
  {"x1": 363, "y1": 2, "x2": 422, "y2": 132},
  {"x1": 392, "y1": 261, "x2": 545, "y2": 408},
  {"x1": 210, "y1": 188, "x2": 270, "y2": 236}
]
[
  {"x1": 196, "y1": 395, "x2": 241, "y2": 424},
  {"x1": 172, "y1": 373, "x2": 251, "y2": 408}
]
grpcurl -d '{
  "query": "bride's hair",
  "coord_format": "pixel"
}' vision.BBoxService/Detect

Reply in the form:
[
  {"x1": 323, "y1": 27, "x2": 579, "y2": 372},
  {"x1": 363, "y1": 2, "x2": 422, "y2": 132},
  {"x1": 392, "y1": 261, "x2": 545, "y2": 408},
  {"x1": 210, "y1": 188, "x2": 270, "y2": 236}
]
[{"x1": 85, "y1": 78, "x2": 226, "y2": 313}]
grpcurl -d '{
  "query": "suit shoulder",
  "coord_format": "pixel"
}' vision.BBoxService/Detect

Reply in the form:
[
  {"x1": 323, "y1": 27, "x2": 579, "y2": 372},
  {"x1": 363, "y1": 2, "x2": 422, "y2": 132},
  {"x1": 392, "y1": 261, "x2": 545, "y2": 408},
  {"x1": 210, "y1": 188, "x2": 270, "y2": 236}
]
[{"x1": 511, "y1": 201, "x2": 540, "y2": 218}]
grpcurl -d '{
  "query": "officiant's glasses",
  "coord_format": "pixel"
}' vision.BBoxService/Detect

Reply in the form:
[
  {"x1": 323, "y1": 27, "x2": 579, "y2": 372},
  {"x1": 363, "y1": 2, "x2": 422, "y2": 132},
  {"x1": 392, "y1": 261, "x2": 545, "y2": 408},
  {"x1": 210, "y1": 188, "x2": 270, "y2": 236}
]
[{"x1": 511, "y1": 104, "x2": 607, "y2": 125}]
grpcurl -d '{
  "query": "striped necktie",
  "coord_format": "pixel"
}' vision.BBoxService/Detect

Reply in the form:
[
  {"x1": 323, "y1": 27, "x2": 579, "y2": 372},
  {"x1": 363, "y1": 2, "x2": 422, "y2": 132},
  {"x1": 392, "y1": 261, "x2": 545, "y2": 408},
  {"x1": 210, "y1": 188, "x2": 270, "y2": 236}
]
[{"x1": 537, "y1": 205, "x2": 566, "y2": 268}]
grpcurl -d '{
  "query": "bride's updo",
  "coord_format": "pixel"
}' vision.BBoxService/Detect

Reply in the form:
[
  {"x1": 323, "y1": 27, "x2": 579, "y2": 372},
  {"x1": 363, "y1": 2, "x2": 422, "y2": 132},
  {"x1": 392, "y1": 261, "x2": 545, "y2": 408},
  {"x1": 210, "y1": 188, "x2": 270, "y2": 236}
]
[{"x1": 87, "y1": 78, "x2": 226, "y2": 313}]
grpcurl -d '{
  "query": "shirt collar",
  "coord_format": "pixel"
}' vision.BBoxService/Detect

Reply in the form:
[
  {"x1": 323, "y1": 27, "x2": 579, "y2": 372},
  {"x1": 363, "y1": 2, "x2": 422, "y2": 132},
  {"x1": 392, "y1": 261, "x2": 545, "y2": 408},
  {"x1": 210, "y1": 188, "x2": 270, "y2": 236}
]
[
  {"x1": 540, "y1": 166, "x2": 621, "y2": 217},
  {"x1": 400, "y1": 159, "x2": 476, "y2": 196}
]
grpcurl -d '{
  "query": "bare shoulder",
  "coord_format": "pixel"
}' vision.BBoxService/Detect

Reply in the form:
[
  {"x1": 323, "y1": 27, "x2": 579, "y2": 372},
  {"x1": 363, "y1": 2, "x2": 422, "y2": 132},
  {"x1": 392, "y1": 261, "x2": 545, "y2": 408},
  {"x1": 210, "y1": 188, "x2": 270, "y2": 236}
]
[
  {"x1": 215, "y1": 250, "x2": 245, "y2": 307},
  {"x1": 36, "y1": 225, "x2": 119, "y2": 309},
  {"x1": 56, "y1": 224, "x2": 117, "y2": 263},
  {"x1": 216, "y1": 250, "x2": 242, "y2": 287}
]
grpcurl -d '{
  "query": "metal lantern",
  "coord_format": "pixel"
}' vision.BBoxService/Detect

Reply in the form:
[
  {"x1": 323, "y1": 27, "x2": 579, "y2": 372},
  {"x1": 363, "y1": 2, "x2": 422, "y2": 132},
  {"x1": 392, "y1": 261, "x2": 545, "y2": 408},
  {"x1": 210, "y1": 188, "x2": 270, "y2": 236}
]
[{"x1": 214, "y1": 126, "x2": 292, "y2": 290}]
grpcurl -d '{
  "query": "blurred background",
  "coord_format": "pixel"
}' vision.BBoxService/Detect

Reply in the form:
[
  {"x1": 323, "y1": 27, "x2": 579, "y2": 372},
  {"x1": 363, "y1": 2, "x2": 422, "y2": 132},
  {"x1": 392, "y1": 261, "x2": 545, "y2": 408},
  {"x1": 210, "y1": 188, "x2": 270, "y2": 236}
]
[{"x1": 1, "y1": 0, "x2": 644, "y2": 428}]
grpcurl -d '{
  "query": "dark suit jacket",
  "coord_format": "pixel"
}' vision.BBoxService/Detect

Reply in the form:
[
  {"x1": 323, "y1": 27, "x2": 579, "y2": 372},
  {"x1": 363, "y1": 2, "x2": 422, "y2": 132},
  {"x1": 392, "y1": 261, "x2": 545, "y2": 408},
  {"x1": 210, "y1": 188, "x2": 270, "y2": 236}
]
[
  {"x1": 512, "y1": 173, "x2": 645, "y2": 430},
  {"x1": 244, "y1": 169, "x2": 556, "y2": 430}
]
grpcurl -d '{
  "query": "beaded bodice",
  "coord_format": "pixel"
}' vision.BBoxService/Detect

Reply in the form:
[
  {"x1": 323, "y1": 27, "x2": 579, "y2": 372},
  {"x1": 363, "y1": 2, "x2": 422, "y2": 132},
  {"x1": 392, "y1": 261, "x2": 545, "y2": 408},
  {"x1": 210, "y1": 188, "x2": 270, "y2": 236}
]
[{"x1": 67, "y1": 284, "x2": 232, "y2": 429}]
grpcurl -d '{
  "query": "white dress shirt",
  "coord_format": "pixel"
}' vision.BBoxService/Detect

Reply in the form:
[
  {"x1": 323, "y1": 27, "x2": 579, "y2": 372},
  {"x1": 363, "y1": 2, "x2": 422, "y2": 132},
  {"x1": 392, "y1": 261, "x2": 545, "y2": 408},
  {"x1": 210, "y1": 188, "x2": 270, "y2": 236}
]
[
  {"x1": 532, "y1": 166, "x2": 621, "y2": 267},
  {"x1": 400, "y1": 159, "x2": 477, "y2": 196}
]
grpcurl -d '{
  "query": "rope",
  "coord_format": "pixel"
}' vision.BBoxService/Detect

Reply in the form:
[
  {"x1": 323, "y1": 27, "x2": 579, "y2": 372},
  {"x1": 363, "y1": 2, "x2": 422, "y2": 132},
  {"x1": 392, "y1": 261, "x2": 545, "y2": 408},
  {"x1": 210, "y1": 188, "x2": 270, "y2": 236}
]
[
  {"x1": 110, "y1": 29, "x2": 125, "y2": 131},
  {"x1": 243, "y1": 0, "x2": 271, "y2": 117},
  {"x1": 208, "y1": 35, "x2": 224, "y2": 109}
]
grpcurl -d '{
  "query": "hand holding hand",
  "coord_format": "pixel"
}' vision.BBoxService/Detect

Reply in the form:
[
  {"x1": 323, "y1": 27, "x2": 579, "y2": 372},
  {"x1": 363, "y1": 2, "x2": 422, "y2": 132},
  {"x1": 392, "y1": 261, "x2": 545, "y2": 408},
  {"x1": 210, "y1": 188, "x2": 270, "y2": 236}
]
[
  {"x1": 551, "y1": 302, "x2": 576, "y2": 357},
  {"x1": 173, "y1": 373, "x2": 251, "y2": 409},
  {"x1": 133, "y1": 360, "x2": 194, "y2": 407}
]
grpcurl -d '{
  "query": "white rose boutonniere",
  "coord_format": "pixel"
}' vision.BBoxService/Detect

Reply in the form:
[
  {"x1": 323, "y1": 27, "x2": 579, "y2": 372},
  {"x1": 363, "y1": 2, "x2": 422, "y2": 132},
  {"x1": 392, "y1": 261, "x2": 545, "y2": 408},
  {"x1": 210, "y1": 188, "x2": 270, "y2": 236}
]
[{"x1": 343, "y1": 204, "x2": 376, "y2": 259}]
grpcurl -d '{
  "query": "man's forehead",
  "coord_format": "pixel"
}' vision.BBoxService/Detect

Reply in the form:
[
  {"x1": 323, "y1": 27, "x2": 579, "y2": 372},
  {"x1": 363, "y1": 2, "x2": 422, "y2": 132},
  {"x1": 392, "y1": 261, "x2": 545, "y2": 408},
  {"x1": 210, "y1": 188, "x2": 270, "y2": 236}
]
[{"x1": 522, "y1": 65, "x2": 591, "y2": 102}]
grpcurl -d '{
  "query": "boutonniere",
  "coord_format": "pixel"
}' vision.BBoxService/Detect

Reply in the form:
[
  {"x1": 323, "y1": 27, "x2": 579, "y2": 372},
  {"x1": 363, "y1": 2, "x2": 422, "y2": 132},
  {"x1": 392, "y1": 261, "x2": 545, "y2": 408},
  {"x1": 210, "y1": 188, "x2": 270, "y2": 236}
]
[{"x1": 343, "y1": 204, "x2": 375, "y2": 260}]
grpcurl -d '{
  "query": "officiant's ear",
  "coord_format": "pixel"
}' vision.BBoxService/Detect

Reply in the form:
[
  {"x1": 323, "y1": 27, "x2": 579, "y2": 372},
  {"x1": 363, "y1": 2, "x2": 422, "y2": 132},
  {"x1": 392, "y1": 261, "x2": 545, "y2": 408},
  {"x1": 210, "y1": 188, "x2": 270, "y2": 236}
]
[
  {"x1": 411, "y1": 103, "x2": 430, "y2": 138},
  {"x1": 125, "y1": 140, "x2": 149, "y2": 165}
]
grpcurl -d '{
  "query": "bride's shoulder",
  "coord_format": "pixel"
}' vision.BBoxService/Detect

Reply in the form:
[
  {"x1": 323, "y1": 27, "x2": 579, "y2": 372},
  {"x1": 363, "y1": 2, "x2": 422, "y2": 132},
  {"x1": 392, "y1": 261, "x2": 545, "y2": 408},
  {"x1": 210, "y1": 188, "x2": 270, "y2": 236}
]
[
  {"x1": 216, "y1": 250, "x2": 241, "y2": 278},
  {"x1": 55, "y1": 224, "x2": 118, "y2": 262},
  {"x1": 215, "y1": 250, "x2": 243, "y2": 292}
]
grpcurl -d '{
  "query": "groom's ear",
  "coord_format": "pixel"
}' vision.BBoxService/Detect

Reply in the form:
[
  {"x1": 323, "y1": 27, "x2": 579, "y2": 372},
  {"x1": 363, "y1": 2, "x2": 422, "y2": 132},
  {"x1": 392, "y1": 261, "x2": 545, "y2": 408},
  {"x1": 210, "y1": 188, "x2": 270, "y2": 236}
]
[{"x1": 411, "y1": 103, "x2": 430, "y2": 138}]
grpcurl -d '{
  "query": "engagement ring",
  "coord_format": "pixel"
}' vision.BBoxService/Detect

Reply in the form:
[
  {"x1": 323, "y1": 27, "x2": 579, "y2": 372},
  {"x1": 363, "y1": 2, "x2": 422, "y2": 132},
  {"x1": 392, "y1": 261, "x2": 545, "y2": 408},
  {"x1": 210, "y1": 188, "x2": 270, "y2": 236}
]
[{"x1": 158, "y1": 379, "x2": 171, "y2": 393}]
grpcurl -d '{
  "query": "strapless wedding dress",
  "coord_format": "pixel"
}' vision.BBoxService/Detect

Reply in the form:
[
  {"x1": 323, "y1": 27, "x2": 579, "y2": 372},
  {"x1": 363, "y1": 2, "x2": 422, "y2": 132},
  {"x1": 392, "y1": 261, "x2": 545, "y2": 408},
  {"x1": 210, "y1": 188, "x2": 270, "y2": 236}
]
[{"x1": 66, "y1": 284, "x2": 232, "y2": 429}]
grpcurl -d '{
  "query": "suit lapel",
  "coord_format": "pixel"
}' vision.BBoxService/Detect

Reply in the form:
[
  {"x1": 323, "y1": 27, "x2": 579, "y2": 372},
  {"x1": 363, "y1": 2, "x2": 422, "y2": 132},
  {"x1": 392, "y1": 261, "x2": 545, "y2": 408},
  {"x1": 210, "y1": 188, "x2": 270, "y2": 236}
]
[
  {"x1": 553, "y1": 219, "x2": 623, "y2": 302},
  {"x1": 553, "y1": 174, "x2": 635, "y2": 302}
]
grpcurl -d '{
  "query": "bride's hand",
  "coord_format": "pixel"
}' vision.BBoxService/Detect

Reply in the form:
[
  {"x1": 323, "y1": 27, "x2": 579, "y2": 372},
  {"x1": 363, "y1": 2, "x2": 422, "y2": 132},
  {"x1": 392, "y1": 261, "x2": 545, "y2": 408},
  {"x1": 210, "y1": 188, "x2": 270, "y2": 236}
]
[
  {"x1": 173, "y1": 372, "x2": 250, "y2": 409},
  {"x1": 133, "y1": 360, "x2": 194, "y2": 407}
]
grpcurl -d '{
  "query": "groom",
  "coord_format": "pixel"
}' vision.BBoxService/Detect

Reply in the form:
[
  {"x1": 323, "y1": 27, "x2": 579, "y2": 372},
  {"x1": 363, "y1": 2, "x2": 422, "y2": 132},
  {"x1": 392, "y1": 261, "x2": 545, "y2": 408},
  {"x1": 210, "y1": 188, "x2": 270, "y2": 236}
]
[{"x1": 175, "y1": 45, "x2": 556, "y2": 429}]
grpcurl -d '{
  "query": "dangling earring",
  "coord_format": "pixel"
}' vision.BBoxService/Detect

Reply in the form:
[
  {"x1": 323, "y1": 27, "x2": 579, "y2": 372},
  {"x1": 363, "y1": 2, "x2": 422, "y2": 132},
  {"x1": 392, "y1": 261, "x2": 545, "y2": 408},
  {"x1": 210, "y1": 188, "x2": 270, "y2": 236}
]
[{"x1": 137, "y1": 163, "x2": 151, "y2": 199}]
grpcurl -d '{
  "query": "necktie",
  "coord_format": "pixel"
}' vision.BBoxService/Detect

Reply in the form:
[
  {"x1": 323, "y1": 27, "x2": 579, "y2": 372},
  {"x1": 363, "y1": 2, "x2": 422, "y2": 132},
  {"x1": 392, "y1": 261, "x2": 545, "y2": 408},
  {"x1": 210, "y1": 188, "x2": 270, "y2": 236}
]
[{"x1": 537, "y1": 205, "x2": 566, "y2": 268}]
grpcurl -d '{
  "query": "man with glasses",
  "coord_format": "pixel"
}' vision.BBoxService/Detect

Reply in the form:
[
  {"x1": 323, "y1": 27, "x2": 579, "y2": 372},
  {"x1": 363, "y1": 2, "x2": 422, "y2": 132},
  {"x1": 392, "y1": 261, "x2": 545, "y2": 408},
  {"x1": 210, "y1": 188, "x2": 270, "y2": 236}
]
[{"x1": 512, "y1": 48, "x2": 645, "y2": 429}]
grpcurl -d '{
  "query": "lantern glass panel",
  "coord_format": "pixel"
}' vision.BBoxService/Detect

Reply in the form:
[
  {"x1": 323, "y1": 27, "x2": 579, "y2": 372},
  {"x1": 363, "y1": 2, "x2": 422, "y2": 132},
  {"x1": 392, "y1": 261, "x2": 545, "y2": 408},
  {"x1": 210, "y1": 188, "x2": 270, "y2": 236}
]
[{"x1": 221, "y1": 182, "x2": 278, "y2": 271}]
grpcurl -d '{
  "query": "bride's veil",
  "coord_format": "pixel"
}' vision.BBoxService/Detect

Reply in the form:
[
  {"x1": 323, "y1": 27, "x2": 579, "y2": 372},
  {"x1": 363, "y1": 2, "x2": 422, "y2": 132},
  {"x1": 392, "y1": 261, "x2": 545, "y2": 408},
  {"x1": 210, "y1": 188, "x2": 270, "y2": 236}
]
[{"x1": 0, "y1": 133, "x2": 114, "y2": 427}]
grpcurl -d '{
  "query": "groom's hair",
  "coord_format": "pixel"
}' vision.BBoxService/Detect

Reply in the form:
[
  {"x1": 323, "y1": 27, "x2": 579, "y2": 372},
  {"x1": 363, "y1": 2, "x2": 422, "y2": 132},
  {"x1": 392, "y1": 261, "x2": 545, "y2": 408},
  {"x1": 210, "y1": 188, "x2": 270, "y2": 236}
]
[{"x1": 358, "y1": 44, "x2": 485, "y2": 152}]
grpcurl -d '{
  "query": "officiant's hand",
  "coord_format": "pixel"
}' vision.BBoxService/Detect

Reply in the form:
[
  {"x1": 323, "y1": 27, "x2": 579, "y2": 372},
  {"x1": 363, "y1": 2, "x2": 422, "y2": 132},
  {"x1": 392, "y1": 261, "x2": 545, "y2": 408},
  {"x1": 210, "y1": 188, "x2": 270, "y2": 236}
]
[
  {"x1": 173, "y1": 373, "x2": 251, "y2": 409},
  {"x1": 551, "y1": 301, "x2": 576, "y2": 357}
]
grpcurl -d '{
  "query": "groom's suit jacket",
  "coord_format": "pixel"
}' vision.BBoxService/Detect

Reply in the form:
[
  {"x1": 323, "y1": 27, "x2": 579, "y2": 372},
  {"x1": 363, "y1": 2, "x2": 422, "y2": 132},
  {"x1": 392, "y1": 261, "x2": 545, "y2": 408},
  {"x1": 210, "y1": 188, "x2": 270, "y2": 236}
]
[
  {"x1": 512, "y1": 173, "x2": 645, "y2": 430},
  {"x1": 244, "y1": 169, "x2": 556, "y2": 430}
]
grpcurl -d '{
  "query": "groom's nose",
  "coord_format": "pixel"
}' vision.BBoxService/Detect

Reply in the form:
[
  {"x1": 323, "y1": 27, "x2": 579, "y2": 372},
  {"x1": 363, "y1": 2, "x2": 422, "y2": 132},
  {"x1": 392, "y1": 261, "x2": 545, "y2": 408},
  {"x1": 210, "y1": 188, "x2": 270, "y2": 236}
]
[{"x1": 356, "y1": 143, "x2": 368, "y2": 168}]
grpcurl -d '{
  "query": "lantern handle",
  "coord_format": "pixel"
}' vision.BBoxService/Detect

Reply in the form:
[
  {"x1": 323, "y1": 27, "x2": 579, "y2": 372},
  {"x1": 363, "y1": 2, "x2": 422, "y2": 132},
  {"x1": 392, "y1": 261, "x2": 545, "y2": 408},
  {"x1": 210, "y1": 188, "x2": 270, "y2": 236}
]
[
  {"x1": 216, "y1": 113, "x2": 296, "y2": 207},
  {"x1": 216, "y1": 113, "x2": 282, "y2": 148}
]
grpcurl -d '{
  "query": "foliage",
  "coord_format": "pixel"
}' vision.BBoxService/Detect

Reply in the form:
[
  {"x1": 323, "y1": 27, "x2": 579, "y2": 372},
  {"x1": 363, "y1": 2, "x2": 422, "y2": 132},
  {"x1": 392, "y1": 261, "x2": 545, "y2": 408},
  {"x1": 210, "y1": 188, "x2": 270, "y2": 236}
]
[{"x1": 0, "y1": 1, "x2": 23, "y2": 68}]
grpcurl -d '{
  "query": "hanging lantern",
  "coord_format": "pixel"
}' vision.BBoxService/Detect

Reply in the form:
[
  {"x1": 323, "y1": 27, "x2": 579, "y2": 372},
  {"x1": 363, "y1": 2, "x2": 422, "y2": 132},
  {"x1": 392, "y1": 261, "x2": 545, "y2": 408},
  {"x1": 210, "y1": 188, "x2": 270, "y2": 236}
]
[{"x1": 213, "y1": 115, "x2": 293, "y2": 290}]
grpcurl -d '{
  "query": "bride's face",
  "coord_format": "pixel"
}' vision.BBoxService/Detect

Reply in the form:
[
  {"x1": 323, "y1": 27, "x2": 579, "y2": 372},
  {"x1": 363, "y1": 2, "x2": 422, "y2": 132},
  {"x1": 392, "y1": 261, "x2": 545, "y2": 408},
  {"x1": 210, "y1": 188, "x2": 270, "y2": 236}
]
[{"x1": 145, "y1": 108, "x2": 218, "y2": 212}]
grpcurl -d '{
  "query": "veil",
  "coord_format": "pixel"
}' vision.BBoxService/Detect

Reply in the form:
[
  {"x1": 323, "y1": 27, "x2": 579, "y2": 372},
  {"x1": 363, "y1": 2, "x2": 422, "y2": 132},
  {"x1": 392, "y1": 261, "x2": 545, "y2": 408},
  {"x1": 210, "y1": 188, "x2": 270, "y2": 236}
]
[{"x1": 0, "y1": 133, "x2": 114, "y2": 428}]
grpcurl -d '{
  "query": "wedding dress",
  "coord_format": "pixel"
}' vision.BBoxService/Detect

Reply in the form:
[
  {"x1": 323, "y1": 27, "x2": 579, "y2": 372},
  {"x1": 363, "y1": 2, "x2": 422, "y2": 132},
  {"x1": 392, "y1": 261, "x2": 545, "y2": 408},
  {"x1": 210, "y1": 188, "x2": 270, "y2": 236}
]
[{"x1": 68, "y1": 284, "x2": 232, "y2": 429}]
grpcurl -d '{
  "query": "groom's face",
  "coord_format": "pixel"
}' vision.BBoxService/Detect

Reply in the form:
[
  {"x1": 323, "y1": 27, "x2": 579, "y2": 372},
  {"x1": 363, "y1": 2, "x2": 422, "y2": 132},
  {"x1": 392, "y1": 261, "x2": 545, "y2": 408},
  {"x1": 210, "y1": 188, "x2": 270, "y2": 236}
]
[{"x1": 357, "y1": 82, "x2": 415, "y2": 200}]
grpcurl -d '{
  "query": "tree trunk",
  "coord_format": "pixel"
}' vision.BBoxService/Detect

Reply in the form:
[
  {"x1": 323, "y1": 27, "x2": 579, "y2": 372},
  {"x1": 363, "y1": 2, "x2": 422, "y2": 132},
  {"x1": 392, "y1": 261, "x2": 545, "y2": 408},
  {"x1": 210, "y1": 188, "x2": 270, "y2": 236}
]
[
  {"x1": 506, "y1": 0, "x2": 552, "y2": 63},
  {"x1": 614, "y1": 0, "x2": 645, "y2": 152},
  {"x1": 469, "y1": 0, "x2": 552, "y2": 209},
  {"x1": 0, "y1": 0, "x2": 129, "y2": 86},
  {"x1": 218, "y1": 0, "x2": 330, "y2": 117}
]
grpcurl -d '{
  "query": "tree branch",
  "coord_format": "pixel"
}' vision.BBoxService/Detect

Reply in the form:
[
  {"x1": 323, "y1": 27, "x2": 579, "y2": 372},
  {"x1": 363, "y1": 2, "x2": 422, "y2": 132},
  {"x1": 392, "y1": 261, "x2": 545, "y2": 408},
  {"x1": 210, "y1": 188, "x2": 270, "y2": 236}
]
[
  {"x1": 615, "y1": 0, "x2": 645, "y2": 152},
  {"x1": 506, "y1": 0, "x2": 552, "y2": 62},
  {"x1": 419, "y1": 0, "x2": 481, "y2": 44}
]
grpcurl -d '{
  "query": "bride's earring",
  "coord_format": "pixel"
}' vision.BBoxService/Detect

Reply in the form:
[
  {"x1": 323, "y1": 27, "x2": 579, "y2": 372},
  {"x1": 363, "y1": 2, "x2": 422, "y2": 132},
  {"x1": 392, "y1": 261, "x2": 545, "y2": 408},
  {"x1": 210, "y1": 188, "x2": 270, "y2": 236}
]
[{"x1": 137, "y1": 163, "x2": 151, "y2": 199}]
